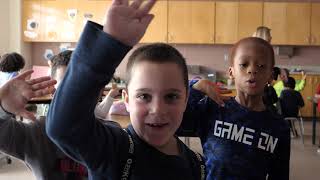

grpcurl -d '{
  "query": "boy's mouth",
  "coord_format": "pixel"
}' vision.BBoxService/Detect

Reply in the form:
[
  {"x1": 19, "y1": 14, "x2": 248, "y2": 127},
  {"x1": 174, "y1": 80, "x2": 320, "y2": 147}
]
[
  {"x1": 146, "y1": 123, "x2": 169, "y2": 129},
  {"x1": 246, "y1": 79, "x2": 257, "y2": 88}
]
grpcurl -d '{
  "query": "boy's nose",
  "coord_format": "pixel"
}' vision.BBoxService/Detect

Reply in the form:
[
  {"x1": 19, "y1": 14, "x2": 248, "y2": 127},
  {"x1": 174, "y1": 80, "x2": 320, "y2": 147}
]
[
  {"x1": 247, "y1": 66, "x2": 258, "y2": 74},
  {"x1": 150, "y1": 99, "x2": 167, "y2": 114}
]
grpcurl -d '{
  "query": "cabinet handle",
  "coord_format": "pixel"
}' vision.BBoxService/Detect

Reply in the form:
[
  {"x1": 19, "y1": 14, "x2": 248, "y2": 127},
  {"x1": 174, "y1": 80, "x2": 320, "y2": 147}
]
[
  {"x1": 168, "y1": 34, "x2": 173, "y2": 42},
  {"x1": 306, "y1": 37, "x2": 310, "y2": 44}
]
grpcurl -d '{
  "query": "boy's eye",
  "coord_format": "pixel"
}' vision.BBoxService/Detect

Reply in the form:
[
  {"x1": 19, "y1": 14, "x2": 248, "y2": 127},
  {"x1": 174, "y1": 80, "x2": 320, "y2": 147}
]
[
  {"x1": 239, "y1": 64, "x2": 247, "y2": 68},
  {"x1": 257, "y1": 64, "x2": 265, "y2": 68},
  {"x1": 137, "y1": 94, "x2": 151, "y2": 102},
  {"x1": 165, "y1": 93, "x2": 180, "y2": 103}
]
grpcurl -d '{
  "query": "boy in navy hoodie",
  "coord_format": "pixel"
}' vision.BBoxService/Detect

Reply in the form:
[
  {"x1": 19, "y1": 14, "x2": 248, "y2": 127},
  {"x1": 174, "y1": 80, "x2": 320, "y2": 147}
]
[
  {"x1": 46, "y1": 0, "x2": 205, "y2": 179},
  {"x1": 180, "y1": 37, "x2": 290, "y2": 180}
]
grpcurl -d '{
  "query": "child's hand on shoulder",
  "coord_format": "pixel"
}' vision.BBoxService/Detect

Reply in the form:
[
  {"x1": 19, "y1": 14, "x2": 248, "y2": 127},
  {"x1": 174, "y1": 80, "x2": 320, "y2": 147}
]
[
  {"x1": 193, "y1": 79, "x2": 227, "y2": 106},
  {"x1": 103, "y1": 0, "x2": 156, "y2": 46}
]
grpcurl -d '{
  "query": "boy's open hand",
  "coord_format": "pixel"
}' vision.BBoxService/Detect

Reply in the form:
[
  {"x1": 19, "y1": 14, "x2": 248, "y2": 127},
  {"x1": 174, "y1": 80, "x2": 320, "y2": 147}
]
[
  {"x1": 104, "y1": 0, "x2": 156, "y2": 46},
  {"x1": 193, "y1": 79, "x2": 230, "y2": 107},
  {"x1": 0, "y1": 70, "x2": 56, "y2": 121}
]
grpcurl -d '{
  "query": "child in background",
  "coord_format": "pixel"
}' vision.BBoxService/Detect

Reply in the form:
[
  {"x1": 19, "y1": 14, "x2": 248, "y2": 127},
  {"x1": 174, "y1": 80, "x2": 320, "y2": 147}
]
[
  {"x1": 46, "y1": 0, "x2": 205, "y2": 179},
  {"x1": 252, "y1": 26, "x2": 272, "y2": 43},
  {"x1": 263, "y1": 67, "x2": 280, "y2": 113},
  {"x1": 280, "y1": 76, "x2": 304, "y2": 118},
  {"x1": 274, "y1": 68, "x2": 306, "y2": 97},
  {"x1": 179, "y1": 37, "x2": 290, "y2": 179},
  {"x1": 0, "y1": 52, "x2": 25, "y2": 87}
]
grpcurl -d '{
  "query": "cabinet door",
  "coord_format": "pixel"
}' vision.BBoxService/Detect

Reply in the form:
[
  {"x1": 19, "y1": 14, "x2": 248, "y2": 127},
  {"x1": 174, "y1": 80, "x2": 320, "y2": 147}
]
[
  {"x1": 190, "y1": 0, "x2": 215, "y2": 44},
  {"x1": 215, "y1": 2, "x2": 238, "y2": 44},
  {"x1": 77, "y1": 0, "x2": 111, "y2": 39},
  {"x1": 22, "y1": 0, "x2": 42, "y2": 41},
  {"x1": 238, "y1": 2, "x2": 263, "y2": 40},
  {"x1": 263, "y1": 2, "x2": 287, "y2": 45},
  {"x1": 168, "y1": 1, "x2": 191, "y2": 43},
  {"x1": 168, "y1": 0, "x2": 215, "y2": 44},
  {"x1": 311, "y1": 3, "x2": 320, "y2": 45},
  {"x1": 286, "y1": 3, "x2": 311, "y2": 45},
  {"x1": 298, "y1": 75, "x2": 313, "y2": 117},
  {"x1": 141, "y1": 0, "x2": 168, "y2": 43},
  {"x1": 41, "y1": 0, "x2": 79, "y2": 42}
]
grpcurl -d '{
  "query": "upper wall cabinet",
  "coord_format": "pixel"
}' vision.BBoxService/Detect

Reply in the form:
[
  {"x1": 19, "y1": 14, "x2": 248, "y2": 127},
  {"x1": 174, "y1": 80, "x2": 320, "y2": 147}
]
[
  {"x1": 215, "y1": 1, "x2": 263, "y2": 44},
  {"x1": 238, "y1": 2, "x2": 263, "y2": 40},
  {"x1": 41, "y1": 0, "x2": 80, "y2": 42},
  {"x1": 23, "y1": 0, "x2": 42, "y2": 42},
  {"x1": 311, "y1": 3, "x2": 320, "y2": 45},
  {"x1": 141, "y1": 0, "x2": 168, "y2": 43},
  {"x1": 168, "y1": 0, "x2": 215, "y2": 44},
  {"x1": 264, "y1": 2, "x2": 311, "y2": 45},
  {"x1": 215, "y1": 2, "x2": 238, "y2": 44},
  {"x1": 286, "y1": 3, "x2": 311, "y2": 45}
]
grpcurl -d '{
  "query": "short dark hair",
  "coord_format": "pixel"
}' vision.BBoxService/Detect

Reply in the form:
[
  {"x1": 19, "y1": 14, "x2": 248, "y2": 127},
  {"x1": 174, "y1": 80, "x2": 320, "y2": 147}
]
[
  {"x1": 126, "y1": 43, "x2": 188, "y2": 91},
  {"x1": 284, "y1": 76, "x2": 295, "y2": 89},
  {"x1": 50, "y1": 50, "x2": 72, "y2": 78},
  {"x1": 230, "y1": 37, "x2": 275, "y2": 68},
  {"x1": 282, "y1": 68, "x2": 290, "y2": 77},
  {"x1": 272, "y1": 67, "x2": 281, "y2": 81},
  {"x1": 0, "y1": 52, "x2": 25, "y2": 72}
]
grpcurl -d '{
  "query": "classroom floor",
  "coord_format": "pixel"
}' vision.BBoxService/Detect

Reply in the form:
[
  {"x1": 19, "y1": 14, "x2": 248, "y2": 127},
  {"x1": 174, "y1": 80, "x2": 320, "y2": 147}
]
[{"x1": 0, "y1": 121, "x2": 319, "y2": 180}]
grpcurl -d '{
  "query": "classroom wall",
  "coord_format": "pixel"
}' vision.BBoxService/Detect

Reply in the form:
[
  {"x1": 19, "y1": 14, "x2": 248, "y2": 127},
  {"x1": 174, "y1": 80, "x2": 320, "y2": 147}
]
[{"x1": 0, "y1": 0, "x2": 10, "y2": 55}]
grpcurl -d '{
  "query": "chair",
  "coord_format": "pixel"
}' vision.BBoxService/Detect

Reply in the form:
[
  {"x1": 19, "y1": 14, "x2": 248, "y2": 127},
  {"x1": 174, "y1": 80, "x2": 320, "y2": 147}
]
[{"x1": 284, "y1": 110, "x2": 304, "y2": 144}]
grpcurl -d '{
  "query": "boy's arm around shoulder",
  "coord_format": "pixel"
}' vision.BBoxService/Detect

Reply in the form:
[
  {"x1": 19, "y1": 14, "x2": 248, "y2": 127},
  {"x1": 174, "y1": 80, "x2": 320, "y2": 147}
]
[
  {"x1": 177, "y1": 79, "x2": 219, "y2": 137},
  {"x1": 46, "y1": 21, "x2": 131, "y2": 168},
  {"x1": 0, "y1": 115, "x2": 49, "y2": 161}
]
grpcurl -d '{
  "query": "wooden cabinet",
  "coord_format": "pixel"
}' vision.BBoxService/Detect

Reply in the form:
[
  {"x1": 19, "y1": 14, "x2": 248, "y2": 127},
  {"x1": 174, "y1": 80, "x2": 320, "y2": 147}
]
[
  {"x1": 238, "y1": 2, "x2": 263, "y2": 40},
  {"x1": 291, "y1": 74, "x2": 320, "y2": 117},
  {"x1": 77, "y1": 0, "x2": 111, "y2": 38},
  {"x1": 141, "y1": 0, "x2": 168, "y2": 43},
  {"x1": 22, "y1": 0, "x2": 42, "y2": 42},
  {"x1": 40, "y1": 0, "x2": 79, "y2": 42},
  {"x1": 286, "y1": 3, "x2": 311, "y2": 45},
  {"x1": 263, "y1": 2, "x2": 287, "y2": 45},
  {"x1": 215, "y1": 2, "x2": 238, "y2": 44},
  {"x1": 168, "y1": 0, "x2": 215, "y2": 44},
  {"x1": 264, "y1": 2, "x2": 311, "y2": 45},
  {"x1": 311, "y1": 3, "x2": 320, "y2": 45}
]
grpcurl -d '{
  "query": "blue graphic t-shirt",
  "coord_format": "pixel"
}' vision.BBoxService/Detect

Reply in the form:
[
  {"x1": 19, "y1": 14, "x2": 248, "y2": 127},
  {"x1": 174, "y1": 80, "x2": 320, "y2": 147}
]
[{"x1": 179, "y1": 80, "x2": 291, "y2": 180}]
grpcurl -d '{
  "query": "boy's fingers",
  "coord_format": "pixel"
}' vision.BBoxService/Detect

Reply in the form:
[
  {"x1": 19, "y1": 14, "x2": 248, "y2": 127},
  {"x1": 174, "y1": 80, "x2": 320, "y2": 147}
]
[
  {"x1": 15, "y1": 70, "x2": 34, "y2": 80},
  {"x1": 130, "y1": 0, "x2": 143, "y2": 9},
  {"x1": 117, "y1": 0, "x2": 128, "y2": 6},
  {"x1": 140, "y1": 14, "x2": 154, "y2": 27},
  {"x1": 135, "y1": 0, "x2": 156, "y2": 17},
  {"x1": 27, "y1": 76, "x2": 52, "y2": 85},
  {"x1": 32, "y1": 88, "x2": 54, "y2": 98},
  {"x1": 31, "y1": 79, "x2": 57, "y2": 91}
]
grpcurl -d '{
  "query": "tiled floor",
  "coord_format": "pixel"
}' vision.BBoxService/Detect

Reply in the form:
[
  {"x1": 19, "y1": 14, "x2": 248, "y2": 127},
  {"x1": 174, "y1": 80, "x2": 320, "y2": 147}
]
[{"x1": 0, "y1": 121, "x2": 319, "y2": 180}]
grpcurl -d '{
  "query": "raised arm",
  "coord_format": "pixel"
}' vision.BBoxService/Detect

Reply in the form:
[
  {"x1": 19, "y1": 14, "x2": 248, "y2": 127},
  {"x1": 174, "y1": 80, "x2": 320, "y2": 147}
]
[
  {"x1": 46, "y1": 0, "x2": 155, "y2": 168},
  {"x1": 0, "y1": 70, "x2": 56, "y2": 159}
]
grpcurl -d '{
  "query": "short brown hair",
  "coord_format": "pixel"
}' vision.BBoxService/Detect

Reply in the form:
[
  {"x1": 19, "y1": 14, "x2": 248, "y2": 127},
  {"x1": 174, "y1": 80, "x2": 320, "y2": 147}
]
[
  {"x1": 230, "y1": 37, "x2": 275, "y2": 67},
  {"x1": 126, "y1": 43, "x2": 188, "y2": 91},
  {"x1": 0, "y1": 52, "x2": 25, "y2": 72},
  {"x1": 50, "y1": 50, "x2": 72, "y2": 78}
]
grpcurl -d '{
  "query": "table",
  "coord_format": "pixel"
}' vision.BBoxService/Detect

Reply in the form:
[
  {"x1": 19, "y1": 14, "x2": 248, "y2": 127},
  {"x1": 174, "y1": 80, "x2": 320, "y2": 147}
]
[{"x1": 28, "y1": 95, "x2": 52, "y2": 104}]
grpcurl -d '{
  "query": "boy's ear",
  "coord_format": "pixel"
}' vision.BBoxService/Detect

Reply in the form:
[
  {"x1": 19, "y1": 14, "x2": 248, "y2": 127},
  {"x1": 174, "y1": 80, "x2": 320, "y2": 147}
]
[
  {"x1": 123, "y1": 89, "x2": 130, "y2": 112},
  {"x1": 228, "y1": 67, "x2": 234, "y2": 79}
]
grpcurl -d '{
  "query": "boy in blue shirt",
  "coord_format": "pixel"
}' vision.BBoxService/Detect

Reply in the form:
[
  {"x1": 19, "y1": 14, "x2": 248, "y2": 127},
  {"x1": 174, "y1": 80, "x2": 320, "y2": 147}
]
[
  {"x1": 180, "y1": 37, "x2": 291, "y2": 180},
  {"x1": 46, "y1": 0, "x2": 205, "y2": 179}
]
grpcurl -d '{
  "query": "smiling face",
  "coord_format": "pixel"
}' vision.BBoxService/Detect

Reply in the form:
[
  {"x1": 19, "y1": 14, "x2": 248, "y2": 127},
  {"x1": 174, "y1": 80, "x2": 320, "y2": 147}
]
[
  {"x1": 229, "y1": 39, "x2": 273, "y2": 96},
  {"x1": 124, "y1": 61, "x2": 187, "y2": 149}
]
